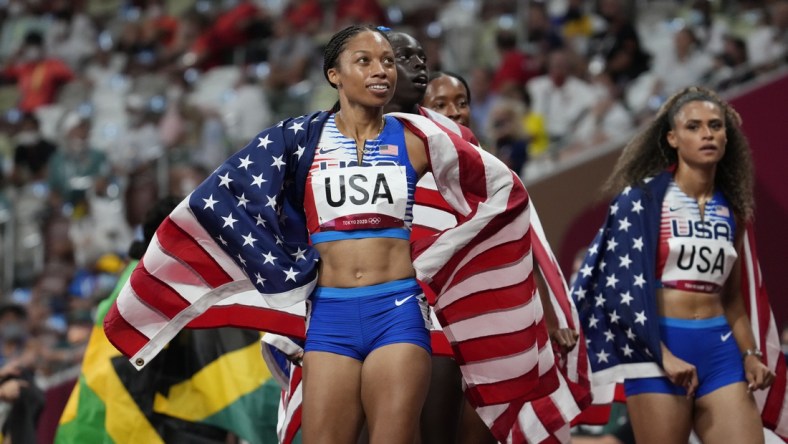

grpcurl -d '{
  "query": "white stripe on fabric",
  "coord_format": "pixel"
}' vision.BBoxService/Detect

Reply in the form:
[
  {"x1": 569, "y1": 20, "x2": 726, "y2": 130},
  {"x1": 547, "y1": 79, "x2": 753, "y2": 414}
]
[
  {"x1": 130, "y1": 276, "x2": 318, "y2": 369},
  {"x1": 446, "y1": 295, "x2": 539, "y2": 343},
  {"x1": 168, "y1": 198, "x2": 248, "y2": 281},
  {"x1": 415, "y1": 173, "x2": 439, "y2": 191},
  {"x1": 412, "y1": 205, "x2": 456, "y2": 232},
  {"x1": 462, "y1": 344, "x2": 540, "y2": 384},
  {"x1": 589, "y1": 362, "x2": 664, "y2": 386},
  {"x1": 517, "y1": 402, "x2": 549, "y2": 444},
  {"x1": 216, "y1": 292, "x2": 306, "y2": 316},
  {"x1": 437, "y1": 251, "x2": 534, "y2": 310},
  {"x1": 435, "y1": 205, "x2": 530, "y2": 299},
  {"x1": 116, "y1": 283, "x2": 169, "y2": 339},
  {"x1": 146, "y1": 236, "x2": 214, "y2": 303}
]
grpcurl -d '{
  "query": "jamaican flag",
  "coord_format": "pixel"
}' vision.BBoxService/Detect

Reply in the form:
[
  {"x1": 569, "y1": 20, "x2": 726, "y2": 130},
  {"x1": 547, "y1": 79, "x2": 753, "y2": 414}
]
[{"x1": 55, "y1": 260, "x2": 281, "y2": 443}]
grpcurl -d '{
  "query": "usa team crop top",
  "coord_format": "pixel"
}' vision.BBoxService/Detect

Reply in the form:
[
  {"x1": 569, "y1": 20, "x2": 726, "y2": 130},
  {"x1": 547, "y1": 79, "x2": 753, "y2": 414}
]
[
  {"x1": 656, "y1": 179, "x2": 738, "y2": 293},
  {"x1": 304, "y1": 114, "x2": 419, "y2": 245}
]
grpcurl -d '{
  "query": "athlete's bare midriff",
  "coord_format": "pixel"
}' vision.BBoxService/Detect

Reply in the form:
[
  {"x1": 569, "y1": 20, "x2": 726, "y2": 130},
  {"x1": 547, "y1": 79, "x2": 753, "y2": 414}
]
[
  {"x1": 657, "y1": 288, "x2": 725, "y2": 320},
  {"x1": 315, "y1": 237, "x2": 415, "y2": 287}
]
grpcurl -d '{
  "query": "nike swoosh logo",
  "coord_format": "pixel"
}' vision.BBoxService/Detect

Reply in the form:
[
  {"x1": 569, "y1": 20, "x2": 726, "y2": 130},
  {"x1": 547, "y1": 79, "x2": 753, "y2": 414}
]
[
  {"x1": 721, "y1": 331, "x2": 733, "y2": 342},
  {"x1": 669, "y1": 206, "x2": 683, "y2": 211},
  {"x1": 318, "y1": 147, "x2": 341, "y2": 154},
  {"x1": 394, "y1": 295, "x2": 414, "y2": 306}
]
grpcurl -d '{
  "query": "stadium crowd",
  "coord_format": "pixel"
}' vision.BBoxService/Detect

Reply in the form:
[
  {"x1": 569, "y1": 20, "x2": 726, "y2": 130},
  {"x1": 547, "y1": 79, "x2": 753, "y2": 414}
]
[{"x1": 0, "y1": 0, "x2": 786, "y2": 442}]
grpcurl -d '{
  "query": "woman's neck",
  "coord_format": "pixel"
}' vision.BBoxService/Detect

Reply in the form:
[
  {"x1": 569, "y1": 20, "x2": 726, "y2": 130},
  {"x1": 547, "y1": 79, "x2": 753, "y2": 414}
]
[
  {"x1": 334, "y1": 104, "x2": 385, "y2": 141},
  {"x1": 673, "y1": 163, "x2": 716, "y2": 201}
]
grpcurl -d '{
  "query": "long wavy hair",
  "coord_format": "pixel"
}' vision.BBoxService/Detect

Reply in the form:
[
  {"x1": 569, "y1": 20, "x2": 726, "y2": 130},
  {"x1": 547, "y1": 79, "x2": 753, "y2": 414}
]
[{"x1": 604, "y1": 86, "x2": 755, "y2": 221}]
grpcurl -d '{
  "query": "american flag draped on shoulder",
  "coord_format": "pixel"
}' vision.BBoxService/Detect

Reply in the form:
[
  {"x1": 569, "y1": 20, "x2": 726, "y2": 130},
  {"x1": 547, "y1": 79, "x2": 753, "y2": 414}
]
[
  {"x1": 103, "y1": 111, "x2": 328, "y2": 368},
  {"x1": 571, "y1": 171, "x2": 788, "y2": 438}
]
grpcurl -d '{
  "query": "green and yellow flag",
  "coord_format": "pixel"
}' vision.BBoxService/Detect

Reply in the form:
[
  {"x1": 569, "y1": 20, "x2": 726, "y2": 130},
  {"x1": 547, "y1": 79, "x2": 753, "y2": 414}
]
[{"x1": 55, "y1": 261, "x2": 281, "y2": 443}]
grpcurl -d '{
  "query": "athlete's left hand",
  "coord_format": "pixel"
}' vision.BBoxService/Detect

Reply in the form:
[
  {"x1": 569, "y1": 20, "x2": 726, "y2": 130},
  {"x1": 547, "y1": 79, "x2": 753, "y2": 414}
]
[
  {"x1": 550, "y1": 328, "x2": 579, "y2": 359},
  {"x1": 744, "y1": 355, "x2": 775, "y2": 392}
]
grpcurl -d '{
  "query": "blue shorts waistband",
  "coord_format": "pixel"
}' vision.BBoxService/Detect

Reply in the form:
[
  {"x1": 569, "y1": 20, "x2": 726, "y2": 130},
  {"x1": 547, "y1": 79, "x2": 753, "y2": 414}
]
[
  {"x1": 659, "y1": 315, "x2": 728, "y2": 329},
  {"x1": 311, "y1": 228, "x2": 410, "y2": 245},
  {"x1": 314, "y1": 278, "x2": 420, "y2": 299}
]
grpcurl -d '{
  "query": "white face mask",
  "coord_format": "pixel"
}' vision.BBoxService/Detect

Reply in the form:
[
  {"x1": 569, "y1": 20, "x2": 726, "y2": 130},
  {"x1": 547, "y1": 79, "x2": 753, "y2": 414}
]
[
  {"x1": 14, "y1": 130, "x2": 40, "y2": 145},
  {"x1": 22, "y1": 47, "x2": 43, "y2": 62}
]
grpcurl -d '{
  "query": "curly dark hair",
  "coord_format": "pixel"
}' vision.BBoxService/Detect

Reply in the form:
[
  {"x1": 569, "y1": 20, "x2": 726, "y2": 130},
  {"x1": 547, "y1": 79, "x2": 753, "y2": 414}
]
[{"x1": 604, "y1": 86, "x2": 755, "y2": 221}]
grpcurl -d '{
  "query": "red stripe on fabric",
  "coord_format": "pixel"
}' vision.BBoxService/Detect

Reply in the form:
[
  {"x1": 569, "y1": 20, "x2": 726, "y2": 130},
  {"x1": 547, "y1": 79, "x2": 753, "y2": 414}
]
[
  {"x1": 156, "y1": 217, "x2": 233, "y2": 288},
  {"x1": 102, "y1": 303, "x2": 152, "y2": 358},
  {"x1": 284, "y1": 407, "x2": 301, "y2": 444},
  {"x1": 189, "y1": 305, "x2": 307, "y2": 339},
  {"x1": 438, "y1": 280, "x2": 535, "y2": 326},
  {"x1": 614, "y1": 383, "x2": 626, "y2": 402},
  {"x1": 283, "y1": 366, "x2": 303, "y2": 444},
  {"x1": 430, "y1": 330, "x2": 453, "y2": 357},
  {"x1": 413, "y1": 187, "x2": 455, "y2": 214},
  {"x1": 466, "y1": 366, "x2": 559, "y2": 407},
  {"x1": 130, "y1": 262, "x2": 190, "y2": 319},
  {"x1": 531, "y1": 231, "x2": 574, "y2": 330},
  {"x1": 762, "y1": 354, "x2": 787, "y2": 429},
  {"x1": 451, "y1": 319, "x2": 549, "y2": 364},
  {"x1": 410, "y1": 225, "x2": 441, "y2": 247},
  {"x1": 441, "y1": 234, "x2": 530, "y2": 294},
  {"x1": 428, "y1": 193, "x2": 529, "y2": 295},
  {"x1": 532, "y1": 397, "x2": 568, "y2": 438},
  {"x1": 488, "y1": 401, "x2": 525, "y2": 442},
  {"x1": 572, "y1": 403, "x2": 613, "y2": 426}
]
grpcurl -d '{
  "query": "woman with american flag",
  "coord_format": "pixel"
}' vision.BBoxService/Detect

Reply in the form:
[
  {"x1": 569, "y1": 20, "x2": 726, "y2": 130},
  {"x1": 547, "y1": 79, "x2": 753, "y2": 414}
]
[
  {"x1": 572, "y1": 86, "x2": 783, "y2": 443},
  {"x1": 104, "y1": 23, "x2": 561, "y2": 444}
]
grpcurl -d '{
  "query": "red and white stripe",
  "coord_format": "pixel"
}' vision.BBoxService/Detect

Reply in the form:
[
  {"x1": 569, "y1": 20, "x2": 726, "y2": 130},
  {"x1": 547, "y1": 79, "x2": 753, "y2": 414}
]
[
  {"x1": 394, "y1": 113, "x2": 561, "y2": 441},
  {"x1": 103, "y1": 200, "x2": 311, "y2": 369},
  {"x1": 742, "y1": 225, "x2": 788, "y2": 439}
]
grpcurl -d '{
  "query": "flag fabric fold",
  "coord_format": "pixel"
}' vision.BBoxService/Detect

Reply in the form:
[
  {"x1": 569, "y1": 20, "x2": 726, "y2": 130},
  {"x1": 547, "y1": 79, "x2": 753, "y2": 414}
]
[{"x1": 571, "y1": 170, "x2": 788, "y2": 439}]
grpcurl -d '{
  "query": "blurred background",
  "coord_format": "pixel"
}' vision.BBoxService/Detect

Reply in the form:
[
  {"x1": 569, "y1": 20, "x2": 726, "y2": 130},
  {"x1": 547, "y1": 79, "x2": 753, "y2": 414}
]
[{"x1": 0, "y1": 0, "x2": 785, "y2": 442}]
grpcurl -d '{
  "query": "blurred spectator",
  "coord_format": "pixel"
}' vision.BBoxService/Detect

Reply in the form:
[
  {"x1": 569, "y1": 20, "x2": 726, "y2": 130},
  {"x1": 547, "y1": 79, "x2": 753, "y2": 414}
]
[
  {"x1": 684, "y1": 0, "x2": 730, "y2": 55},
  {"x1": 180, "y1": 1, "x2": 271, "y2": 71},
  {"x1": 524, "y1": 1, "x2": 564, "y2": 70},
  {"x1": 224, "y1": 66, "x2": 274, "y2": 148},
  {"x1": 746, "y1": 0, "x2": 788, "y2": 71},
  {"x1": 563, "y1": 71, "x2": 634, "y2": 155},
  {"x1": 0, "y1": 304, "x2": 44, "y2": 444},
  {"x1": 705, "y1": 35, "x2": 755, "y2": 90},
  {"x1": 490, "y1": 27, "x2": 539, "y2": 94},
  {"x1": 335, "y1": 0, "x2": 387, "y2": 30},
  {"x1": 526, "y1": 48, "x2": 595, "y2": 152},
  {"x1": 558, "y1": 0, "x2": 598, "y2": 55},
  {"x1": 0, "y1": 31, "x2": 75, "y2": 112},
  {"x1": 649, "y1": 27, "x2": 714, "y2": 100},
  {"x1": 437, "y1": 0, "x2": 483, "y2": 76},
  {"x1": 283, "y1": 0, "x2": 323, "y2": 36},
  {"x1": 109, "y1": 94, "x2": 163, "y2": 178},
  {"x1": 586, "y1": 0, "x2": 651, "y2": 91},
  {"x1": 10, "y1": 112, "x2": 57, "y2": 187},
  {"x1": 44, "y1": 0, "x2": 97, "y2": 70},
  {"x1": 485, "y1": 97, "x2": 529, "y2": 176},
  {"x1": 468, "y1": 67, "x2": 496, "y2": 144},
  {"x1": 265, "y1": 19, "x2": 315, "y2": 120},
  {"x1": 47, "y1": 112, "x2": 111, "y2": 213}
]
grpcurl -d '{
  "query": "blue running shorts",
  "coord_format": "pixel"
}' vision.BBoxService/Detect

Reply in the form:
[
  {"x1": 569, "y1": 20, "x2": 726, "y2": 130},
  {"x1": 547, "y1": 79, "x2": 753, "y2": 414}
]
[
  {"x1": 624, "y1": 316, "x2": 746, "y2": 398},
  {"x1": 304, "y1": 278, "x2": 432, "y2": 361}
]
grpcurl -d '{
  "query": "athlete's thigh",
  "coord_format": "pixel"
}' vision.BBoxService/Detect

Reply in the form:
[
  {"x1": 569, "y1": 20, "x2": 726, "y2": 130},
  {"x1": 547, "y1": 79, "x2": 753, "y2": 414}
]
[
  {"x1": 361, "y1": 343, "x2": 431, "y2": 444},
  {"x1": 694, "y1": 382, "x2": 764, "y2": 444},
  {"x1": 457, "y1": 398, "x2": 496, "y2": 444},
  {"x1": 625, "y1": 393, "x2": 693, "y2": 444},
  {"x1": 302, "y1": 351, "x2": 364, "y2": 444},
  {"x1": 420, "y1": 356, "x2": 464, "y2": 444}
]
